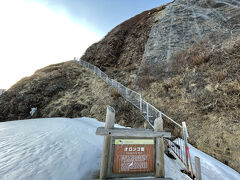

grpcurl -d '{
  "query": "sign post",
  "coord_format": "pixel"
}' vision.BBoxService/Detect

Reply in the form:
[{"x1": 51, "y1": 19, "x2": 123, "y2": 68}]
[
  {"x1": 154, "y1": 117, "x2": 165, "y2": 178},
  {"x1": 96, "y1": 106, "x2": 171, "y2": 179},
  {"x1": 99, "y1": 106, "x2": 115, "y2": 179}
]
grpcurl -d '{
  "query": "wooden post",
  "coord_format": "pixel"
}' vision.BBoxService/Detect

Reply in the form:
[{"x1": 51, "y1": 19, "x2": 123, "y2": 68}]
[
  {"x1": 94, "y1": 66, "x2": 96, "y2": 74},
  {"x1": 140, "y1": 95, "x2": 142, "y2": 112},
  {"x1": 154, "y1": 117, "x2": 165, "y2": 178},
  {"x1": 100, "y1": 106, "x2": 115, "y2": 179},
  {"x1": 182, "y1": 123, "x2": 189, "y2": 168},
  {"x1": 146, "y1": 103, "x2": 149, "y2": 122},
  {"x1": 195, "y1": 156, "x2": 202, "y2": 180}
]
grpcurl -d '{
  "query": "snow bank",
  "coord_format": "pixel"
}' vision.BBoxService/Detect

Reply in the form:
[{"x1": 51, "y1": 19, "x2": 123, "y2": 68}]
[
  {"x1": 189, "y1": 141, "x2": 240, "y2": 180},
  {"x1": 0, "y1": 118, "x2": 103, "y2": 180},
  {"x1": 174, "y1": 138, "x2": 240, "y2": 180}
]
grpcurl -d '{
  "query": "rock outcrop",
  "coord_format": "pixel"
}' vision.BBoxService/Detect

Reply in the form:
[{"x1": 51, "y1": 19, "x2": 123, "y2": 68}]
[
  {"x1": 139, "y1": 0, "x2": 240, "y2": 77},
  {"x1": 81, "y1": 5, "x2": 167, "y2": 83}
]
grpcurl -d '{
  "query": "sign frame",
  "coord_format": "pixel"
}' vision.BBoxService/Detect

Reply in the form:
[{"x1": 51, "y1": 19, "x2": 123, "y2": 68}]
[{"x1": 107, "y1": 136, "x2": 156, "y2": 178}]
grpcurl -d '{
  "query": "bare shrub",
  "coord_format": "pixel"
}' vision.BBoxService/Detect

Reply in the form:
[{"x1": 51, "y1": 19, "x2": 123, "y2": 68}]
[
  {"x1": 193, "y1": 52, "x2": 210, "y2": 66},
  {"x1": 215, "y1": 69, "x2": 227, "y2": 82},
  {"x1": 135, "y1": 75, "x2": 152, "y2": 89},
  {"x1": 110, "y1": 88, "x2": 121, "y2": 98},
  {"x1": 170, "y1": 39, "x2": 212, "y2": 73}
]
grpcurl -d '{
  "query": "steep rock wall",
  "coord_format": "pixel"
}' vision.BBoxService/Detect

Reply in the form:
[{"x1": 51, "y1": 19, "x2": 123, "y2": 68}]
[
  {"x1": 81, "y1": 5, "x2": 167, "y2": 81},
  {"x1": 139, "y1": 0, "x2": 240, "y2": 77}
]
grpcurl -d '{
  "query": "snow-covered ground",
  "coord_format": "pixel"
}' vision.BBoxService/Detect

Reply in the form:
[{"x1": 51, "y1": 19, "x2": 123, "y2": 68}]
[
  {"x1": 173, "y1": 139, "x2": 240, "y2": 180},
  {"x1": 188, "y1": 141, "x2": 239, "y2": 180},
  {"x1": 0, "y1": 89, "x2": 5, "y2": 95},
  {"x1": 0, "y1": 118, "x2": 239, "y2": 180}
]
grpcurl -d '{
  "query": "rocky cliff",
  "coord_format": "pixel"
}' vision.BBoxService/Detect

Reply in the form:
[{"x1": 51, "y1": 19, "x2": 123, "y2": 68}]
[
  {"x1": 140, "y1": 0, "x2": 240, "y2": 76},
  {"x1": 0, "y1": 0, "x2": 239, "y2": 172}
]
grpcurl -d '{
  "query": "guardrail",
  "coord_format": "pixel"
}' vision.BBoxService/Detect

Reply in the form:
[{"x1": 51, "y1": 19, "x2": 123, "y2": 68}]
[{"x1": 75, "y1": 57, "x2": 193, "y2": 173}]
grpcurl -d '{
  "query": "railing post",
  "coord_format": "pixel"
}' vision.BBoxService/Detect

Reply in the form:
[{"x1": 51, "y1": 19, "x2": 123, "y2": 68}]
[
  {"x1": 146, "y1": 103, "x2": 149, "y2": 122},
  {"x1": 110, "y1": 79, "x2": 113, "y2": 86},
  {"x1": 100, "y1": 106, "x2": 115, "y2": 179},
  {"x1": 154, "y1": 117, "x2": 165, "y2": 178},
  {"x1": 182, "y1": 122, "x2": 193, "y2": 178},
  {"x1": 125, "y1": 87, "x2": 128, "y2": 99},
  {"x1": 140, "y1": 95, "x2": 142, "y2": 112},
  {"x1": 183, "y1": 123, "x2": 189, "y2": 167},
  {"x1": 195, "y1": 156, "x2": 202, "y2": 180},
  {"x1": 159, "y1": 111, "x2": 162, "y2": 119},
  {"x1": 96, "y1": 68, "x2": 99, "y2": 76},
  {"x1": 116, "y1": 82, "x2": 118, "y2": 92}
]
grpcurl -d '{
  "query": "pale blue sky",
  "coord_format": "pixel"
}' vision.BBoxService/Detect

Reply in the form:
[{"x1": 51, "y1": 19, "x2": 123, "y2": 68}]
[
  {"x1": 34, "y1": 0, "x2": 172, "y2": 34},
  {"x1": 0, "y1": 0, "x2": 171, "y2": 89}
]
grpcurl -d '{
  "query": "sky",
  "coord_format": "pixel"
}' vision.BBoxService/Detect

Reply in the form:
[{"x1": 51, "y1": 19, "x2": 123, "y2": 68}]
[{"x1": 0, "y1": 0, "x2": 171, "y2": 89}]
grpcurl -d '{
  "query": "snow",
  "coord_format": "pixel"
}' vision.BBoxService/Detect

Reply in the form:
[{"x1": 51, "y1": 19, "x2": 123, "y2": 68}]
[
  {"x1": 29, "y1": 107, "x2": 37, "y2": 116},
  {"x1": 173, "y1": 138, "x2": 240, "y2": 180},
  {"x1": 188, "y1": 141, "x2": 240, "y2": 180},
  {"x1": 0, "y1": 118, "x2": 103, "y2": 180},
  {"x1": 0, "y1": 89, "x2": 5, "y2": 95},
  {"x1": 0, "y1": 117, "x2": 239, "y2": 180}
]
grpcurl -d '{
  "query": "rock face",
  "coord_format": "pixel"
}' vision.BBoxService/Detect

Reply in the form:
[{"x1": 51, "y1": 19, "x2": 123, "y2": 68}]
[
  {"x1": 139, "y1": 0, "x2": 240, "y2": 76},
  {"x1": 0, "y1": 0, "x2": 239, "y2": 172},
  {"x1": 81, "y1": 5, "x2": 166, "y2": 80}
]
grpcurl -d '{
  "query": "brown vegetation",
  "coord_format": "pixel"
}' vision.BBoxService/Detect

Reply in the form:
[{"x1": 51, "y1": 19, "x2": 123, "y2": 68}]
[
  {"x1": 81, "y1": 5, "x2": 166, "y2": 85},
  {"x1": 0, "y1": 61, "x2": 145, "y2": 128},
  {"x1": 138, "y1": 37, "x2": 240, "y2": 171},
  {"x1": 170, "y1": 39, "x2": 212, "y2": 73},
  {"x1": 135, "y1": 75, "x2": 152, "y2": 89},
  {"x1": 110, "y1": 88, "x2": 121, "y2": 98}
]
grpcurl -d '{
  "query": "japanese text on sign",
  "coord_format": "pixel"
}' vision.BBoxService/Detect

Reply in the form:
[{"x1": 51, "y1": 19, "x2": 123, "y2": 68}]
[{"x1": 113, "y1": 139, "x2": 154, "y2": 174}]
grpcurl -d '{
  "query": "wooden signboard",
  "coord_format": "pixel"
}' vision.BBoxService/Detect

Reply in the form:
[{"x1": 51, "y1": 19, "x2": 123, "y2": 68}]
[
  {"x1": 96, "y1": 106, "x2": 171, "y2": 179},
  {"x1": 113, "y1": 139, "x2": 154, "y2": 174}
]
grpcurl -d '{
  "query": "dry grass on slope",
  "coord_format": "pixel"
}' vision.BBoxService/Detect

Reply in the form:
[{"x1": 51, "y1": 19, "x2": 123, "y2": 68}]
[
  {"x1": 36, "y1": 64, "x2": 146, "y2": 128},
  {"x1": 81, "y1": 5, "x2": 167, "y2": 87},
  {"x1": 138, "y1": 37, "x2": 240, "y2": 172},
  {"x1": 0, "y1": 61, "x2": 145, "y2": 128}
]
